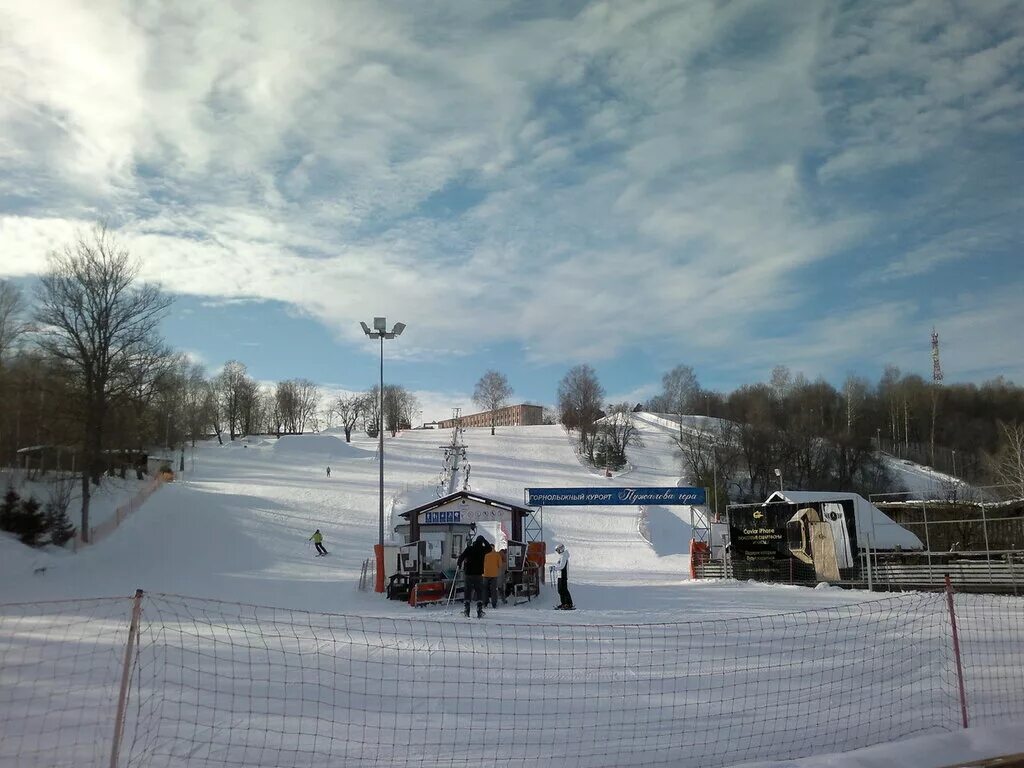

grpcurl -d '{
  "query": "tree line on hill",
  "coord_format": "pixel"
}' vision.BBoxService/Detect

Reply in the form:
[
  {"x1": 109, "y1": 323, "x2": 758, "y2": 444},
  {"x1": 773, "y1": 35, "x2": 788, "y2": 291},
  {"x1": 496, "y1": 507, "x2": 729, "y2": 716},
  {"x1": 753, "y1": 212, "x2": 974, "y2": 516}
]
[
  {"x1": 556, "y1": 363, "x2": 1024, "y2": 515},
  {"x1": 0, "y1": 226, "x2": 418, "y2": 542}
]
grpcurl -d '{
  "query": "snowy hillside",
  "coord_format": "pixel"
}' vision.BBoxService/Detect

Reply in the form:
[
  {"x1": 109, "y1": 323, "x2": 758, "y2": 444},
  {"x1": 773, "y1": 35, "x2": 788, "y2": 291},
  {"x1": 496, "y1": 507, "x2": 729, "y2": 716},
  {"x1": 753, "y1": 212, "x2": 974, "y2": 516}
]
[
  {"x1": 0, "y1": 422, "x2": 880, "y2": 619},
  {"x1": 2, "y1": 422, "x2": 1023, "y2": 768}
]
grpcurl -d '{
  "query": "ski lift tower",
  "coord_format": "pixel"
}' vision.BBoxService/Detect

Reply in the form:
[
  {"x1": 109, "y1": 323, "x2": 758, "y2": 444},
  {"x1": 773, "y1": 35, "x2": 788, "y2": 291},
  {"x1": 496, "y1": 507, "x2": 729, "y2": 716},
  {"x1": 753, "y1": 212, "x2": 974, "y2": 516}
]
[{"x1": 437, "y1": 408, "x2": 469, "y2": 497}]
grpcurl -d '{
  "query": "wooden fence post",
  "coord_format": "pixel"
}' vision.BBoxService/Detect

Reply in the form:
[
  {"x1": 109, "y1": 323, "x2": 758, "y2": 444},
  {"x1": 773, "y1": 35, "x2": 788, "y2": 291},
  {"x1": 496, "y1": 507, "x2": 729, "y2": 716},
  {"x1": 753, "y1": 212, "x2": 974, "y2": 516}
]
[
  {"x1": 944, "y1": 574, "x2": 969, "y2": 729},
  {"x1": 109, "y1": 589, "x2": 144, "y2": 768}
]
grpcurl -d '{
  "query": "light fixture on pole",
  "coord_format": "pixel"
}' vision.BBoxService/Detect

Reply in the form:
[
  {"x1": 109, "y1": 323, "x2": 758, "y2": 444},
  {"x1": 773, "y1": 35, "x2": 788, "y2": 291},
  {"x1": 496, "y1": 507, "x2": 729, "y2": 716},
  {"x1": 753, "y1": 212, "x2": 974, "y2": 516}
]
[
  {"x1": 774, "y1": 467, "x2": 783, "y2": 494},
  {"x1": 361, "y1": 317, "x2": 406, "y2": 549}
]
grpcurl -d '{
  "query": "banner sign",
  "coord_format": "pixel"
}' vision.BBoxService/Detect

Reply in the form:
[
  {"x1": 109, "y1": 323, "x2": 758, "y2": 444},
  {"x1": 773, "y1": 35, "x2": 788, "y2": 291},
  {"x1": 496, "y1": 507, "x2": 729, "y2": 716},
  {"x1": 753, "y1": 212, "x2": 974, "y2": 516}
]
[
  {"x1": 422, "y1": 508, "x2": 512, "y2": 525},
  {"x1": 525, "y1": 487, "x2": 706, "y2": 507},
  {"x1": 424, "y1": 510, "x2": 462, "y2": 525}
]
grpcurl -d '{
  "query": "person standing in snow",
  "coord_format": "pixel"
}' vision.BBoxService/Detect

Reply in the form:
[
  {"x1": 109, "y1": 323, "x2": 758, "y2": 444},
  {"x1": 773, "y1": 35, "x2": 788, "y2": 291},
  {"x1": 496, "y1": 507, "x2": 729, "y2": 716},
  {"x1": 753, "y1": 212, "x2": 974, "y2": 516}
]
[
  {"x1": 457, "y1": 535, "x2": 492, "y2": 618},
  {"x1": 553, "y1": 543, "x2": 574, "y2": 610},
  {"x1": 326, "y1": 466, "x2": 331, "y2": 478},
  {"x1": 309, "y1": 529, "x2": 328, "y2": 556},
  {"x1": 483, "y1": 546, "x2": 503, "y2": 609},
  {"x1": 497, "y1": 547, "x2": 508, "y2": 605}
]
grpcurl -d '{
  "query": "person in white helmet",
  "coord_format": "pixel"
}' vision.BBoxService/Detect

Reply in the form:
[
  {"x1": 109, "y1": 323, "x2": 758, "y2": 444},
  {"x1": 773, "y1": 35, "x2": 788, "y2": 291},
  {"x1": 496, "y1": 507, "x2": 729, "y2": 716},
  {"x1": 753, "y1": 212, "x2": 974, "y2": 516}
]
[{"x1": 553, "y1": 543, "x2": 574, "y2": 610}]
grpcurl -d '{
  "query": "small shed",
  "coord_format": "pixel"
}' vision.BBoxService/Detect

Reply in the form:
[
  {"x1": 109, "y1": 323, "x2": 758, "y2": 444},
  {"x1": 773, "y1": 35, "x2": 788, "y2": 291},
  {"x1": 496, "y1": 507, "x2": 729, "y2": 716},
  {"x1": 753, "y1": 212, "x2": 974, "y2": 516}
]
[{"x1": 398, "y1": 490, "x2": 534, "y2": 545}]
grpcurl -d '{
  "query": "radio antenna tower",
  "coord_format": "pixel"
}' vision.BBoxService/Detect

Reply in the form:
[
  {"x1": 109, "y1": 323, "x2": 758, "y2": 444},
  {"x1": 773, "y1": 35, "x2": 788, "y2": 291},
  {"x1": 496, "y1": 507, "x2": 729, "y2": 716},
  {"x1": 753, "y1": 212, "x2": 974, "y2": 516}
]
[{"x1": 929, "y1": 328, "x2": 944, "y2": 468}]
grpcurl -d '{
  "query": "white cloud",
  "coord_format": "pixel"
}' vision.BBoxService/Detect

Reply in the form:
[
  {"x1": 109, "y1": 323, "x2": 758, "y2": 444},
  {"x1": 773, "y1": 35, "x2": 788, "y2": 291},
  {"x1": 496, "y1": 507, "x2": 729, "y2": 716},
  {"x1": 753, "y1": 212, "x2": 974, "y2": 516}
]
[{"x1": 0, "y1": 0, "x2": 1020, "y2": 387}]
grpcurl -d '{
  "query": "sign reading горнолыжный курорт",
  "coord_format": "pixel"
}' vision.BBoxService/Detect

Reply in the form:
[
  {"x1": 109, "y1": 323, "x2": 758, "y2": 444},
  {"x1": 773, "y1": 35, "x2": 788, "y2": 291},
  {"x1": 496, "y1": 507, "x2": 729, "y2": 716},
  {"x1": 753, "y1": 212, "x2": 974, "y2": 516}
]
[{"x1": 525, "y1": 487, "x2": 707, "y2": 506}]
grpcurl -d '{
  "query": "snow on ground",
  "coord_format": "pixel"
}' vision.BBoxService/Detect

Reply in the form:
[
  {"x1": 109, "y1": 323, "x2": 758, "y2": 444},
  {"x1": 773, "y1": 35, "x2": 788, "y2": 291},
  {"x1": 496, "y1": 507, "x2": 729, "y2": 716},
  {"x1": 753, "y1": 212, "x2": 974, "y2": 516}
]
[
  {"x1": 745, "y1": 723, "x2": 1024, "y2": 768},
  {"x1": 0, "y1": 468, "x2": 153, "y2": 533},
  {"x1": 0, "y1": 422, "x2": 883, "y2": 620},
  {"x1": 880, "y1": 453, "x2": 979, "y2": 501},
  {"x1": 2, "y1": 422, "x2": 1021, "y2": 767}
]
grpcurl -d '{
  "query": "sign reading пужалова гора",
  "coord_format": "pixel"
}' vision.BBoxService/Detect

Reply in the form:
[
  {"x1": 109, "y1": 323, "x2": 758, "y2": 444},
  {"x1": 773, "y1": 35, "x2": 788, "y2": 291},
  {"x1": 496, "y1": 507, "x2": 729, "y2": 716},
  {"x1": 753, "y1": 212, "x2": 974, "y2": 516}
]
[{"x1": 525, "y1": 487, "x2": 706, "y2": 507}]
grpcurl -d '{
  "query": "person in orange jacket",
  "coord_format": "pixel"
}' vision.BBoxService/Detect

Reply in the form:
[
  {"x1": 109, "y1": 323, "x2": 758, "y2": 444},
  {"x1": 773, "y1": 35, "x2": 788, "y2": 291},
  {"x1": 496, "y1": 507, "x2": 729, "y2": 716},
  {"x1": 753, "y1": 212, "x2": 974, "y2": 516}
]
[{"x1": 483, "y1": 547, "x2": 503, "y2": 609}]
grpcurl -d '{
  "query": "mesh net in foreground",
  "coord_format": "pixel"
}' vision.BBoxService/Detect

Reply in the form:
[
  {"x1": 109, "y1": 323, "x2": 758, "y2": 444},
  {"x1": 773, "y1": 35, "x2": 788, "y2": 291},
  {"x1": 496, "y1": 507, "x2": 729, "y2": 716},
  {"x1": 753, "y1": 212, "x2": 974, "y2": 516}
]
[{"x1": 1, "y1": 591, "x2": 1022, "y2": 768}]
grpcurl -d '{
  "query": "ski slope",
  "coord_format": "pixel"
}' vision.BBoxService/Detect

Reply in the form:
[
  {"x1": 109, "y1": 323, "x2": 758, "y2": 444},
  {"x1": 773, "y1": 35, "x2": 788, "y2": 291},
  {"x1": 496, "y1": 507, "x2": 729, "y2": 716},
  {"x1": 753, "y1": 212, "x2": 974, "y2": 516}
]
[
  {"x1": 2, "y1": 422, "x2": 1023, "y2": 767},
  {"x1": 0, "y1": 421, "x2": 879, "y2": 619}
]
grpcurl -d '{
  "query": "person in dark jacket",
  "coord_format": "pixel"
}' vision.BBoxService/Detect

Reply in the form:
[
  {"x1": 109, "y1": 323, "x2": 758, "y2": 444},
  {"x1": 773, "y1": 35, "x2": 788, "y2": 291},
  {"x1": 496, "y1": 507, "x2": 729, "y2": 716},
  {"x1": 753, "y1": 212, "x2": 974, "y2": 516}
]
[
  {"x1": 553, "y1": 543, "x2": 574, "y2": 609},
  {"x1": 457, "y1": 535, "x2": 492, "y2": 618}
]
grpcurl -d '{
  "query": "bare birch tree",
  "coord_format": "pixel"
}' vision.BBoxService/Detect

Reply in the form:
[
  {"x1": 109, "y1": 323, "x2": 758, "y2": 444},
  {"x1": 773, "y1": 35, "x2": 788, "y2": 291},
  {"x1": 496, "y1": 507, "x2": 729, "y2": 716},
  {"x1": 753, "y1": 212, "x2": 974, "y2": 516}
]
[
  {"x1": 988, "y1": 422, "x2": 1024, "y2": 499},
  {"x1": 0, "y1": 280, "x2": 29, "y2": 361}
]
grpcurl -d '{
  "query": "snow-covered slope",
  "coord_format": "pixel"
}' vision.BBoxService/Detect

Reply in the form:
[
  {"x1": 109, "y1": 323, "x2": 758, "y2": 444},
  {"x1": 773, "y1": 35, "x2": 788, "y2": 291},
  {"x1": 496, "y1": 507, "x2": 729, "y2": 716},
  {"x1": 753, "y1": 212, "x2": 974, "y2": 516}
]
[{"x1": 0, "y1": 423, "x2": 880, "y2": 620}]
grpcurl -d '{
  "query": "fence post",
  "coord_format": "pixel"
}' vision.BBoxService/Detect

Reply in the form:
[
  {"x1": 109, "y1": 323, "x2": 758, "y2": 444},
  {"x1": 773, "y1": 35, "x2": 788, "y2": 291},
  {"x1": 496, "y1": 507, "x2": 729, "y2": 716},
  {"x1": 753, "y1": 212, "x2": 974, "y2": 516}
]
[
  {"x1": 109, "y1": 589, "x2": 144, "y2": 768},
  {"x1": 1008, "y1": 552, "x2": 1018, "y2": 597},
  {"x1": 944, "y1": 574, "x2": 969, "y2": 729},
  {"x1": 922, "y1": 502, "x2": 932, "y2": 584},
  {"x1": 865, "y1": 539, "x2": 874, "y2": 591},
  {"x1": 980, "y1": 500, "x2": 991, "y2": 581}
]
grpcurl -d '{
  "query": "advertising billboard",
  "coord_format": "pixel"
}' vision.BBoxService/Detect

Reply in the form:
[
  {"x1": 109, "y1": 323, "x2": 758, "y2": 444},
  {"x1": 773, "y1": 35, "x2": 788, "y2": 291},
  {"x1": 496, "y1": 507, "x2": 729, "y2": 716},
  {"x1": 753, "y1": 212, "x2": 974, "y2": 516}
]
[{"x1": 728, "y1": 500, "x2": 858, "y2": 562}]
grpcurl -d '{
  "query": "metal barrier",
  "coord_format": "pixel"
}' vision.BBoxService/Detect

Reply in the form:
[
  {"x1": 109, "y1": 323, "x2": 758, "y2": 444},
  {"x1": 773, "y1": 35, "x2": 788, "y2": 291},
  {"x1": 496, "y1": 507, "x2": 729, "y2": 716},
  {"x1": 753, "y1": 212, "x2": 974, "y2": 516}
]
[{"x1": 693, "y1": 551, "x2": 1024, "y2": 595}]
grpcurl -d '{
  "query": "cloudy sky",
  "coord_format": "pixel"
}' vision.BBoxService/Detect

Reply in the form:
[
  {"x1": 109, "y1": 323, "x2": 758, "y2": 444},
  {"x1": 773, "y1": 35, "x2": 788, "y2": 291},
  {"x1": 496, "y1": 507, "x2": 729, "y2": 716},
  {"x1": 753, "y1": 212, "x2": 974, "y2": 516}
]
[{"x1": 1, "y1": 0, "x2": 1021, "y2": 420}]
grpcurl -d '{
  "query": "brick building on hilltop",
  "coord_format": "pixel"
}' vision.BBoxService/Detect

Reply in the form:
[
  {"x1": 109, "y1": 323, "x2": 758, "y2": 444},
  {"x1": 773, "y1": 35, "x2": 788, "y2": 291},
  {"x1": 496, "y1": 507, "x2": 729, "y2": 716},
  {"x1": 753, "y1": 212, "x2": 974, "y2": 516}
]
[{"x1": 438, "y1": 404, "x2": 544, "y2": 430}]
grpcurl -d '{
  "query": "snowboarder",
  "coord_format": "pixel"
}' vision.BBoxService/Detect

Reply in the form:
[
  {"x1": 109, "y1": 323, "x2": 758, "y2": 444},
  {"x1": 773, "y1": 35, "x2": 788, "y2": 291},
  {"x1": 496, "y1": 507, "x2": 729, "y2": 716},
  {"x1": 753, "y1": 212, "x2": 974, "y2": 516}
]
[
  {"x1": 457, "y1": 535, "x2": 492, "y2": 618},
  {"x1": 309, "y1": 529, "x2": 328, "y2": 556},
  {"x1": 553, "y1": 543, "x2": 574, "y2": 610},
  {"x1": 326, "y1": 466, "x2": 331, "y2": 478}
]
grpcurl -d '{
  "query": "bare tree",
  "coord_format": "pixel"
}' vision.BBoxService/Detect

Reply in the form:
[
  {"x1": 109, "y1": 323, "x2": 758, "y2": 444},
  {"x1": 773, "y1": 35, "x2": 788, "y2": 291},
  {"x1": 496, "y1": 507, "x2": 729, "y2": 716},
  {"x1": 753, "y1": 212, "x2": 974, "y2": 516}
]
[
  {"x1": 215, "y1": 361, "x2": 250, "y2": 440},
  {"x1": 363, "y1": 385, "x2": 382, "y2": 437},
  {"x1": 274, "y1": 379, "x2": 297, "y2": 434},
  {"x1": 675, "y1": 420, "x2": 740, "y2": 514},
  {"x1": 35, "y1": 226, "x2": 171, "y2": 541},
  {"x1": 473, "y1": 370, "x2": 513, "y2": 435},
  {"x1": 597, "y1": 403, "x2": 643, "y2": 469},
  {"x1": 557, "y1": 365, "x2": 605, "y2": 461},
  {"x1": 843, "y1": 374, "x2": 870, "y2": 435},
  {"x1": 381, "y1": 384, "x2": 419, "y2": 436},
  {"x1": 648, "y1": 364, "x2": 700, "y2": 438},
  {"x1": 988, "y1": 422, "x2": 1024, "y2": 499},
  {"x1": 181, "y1": 363, "x2": 215, "y2": 447},
  {"x1": 237, "y1": 377, "x2": 262, "y2": 436},
  {"x1": 294, "y1": 379, "x2": 320, "y2": 433},
  {"x1": 0, "y1": 280, "x2": 29, "y2": 361},
  {"x1": 333, "y1": 394, "x2": 366, "y2": 443}
]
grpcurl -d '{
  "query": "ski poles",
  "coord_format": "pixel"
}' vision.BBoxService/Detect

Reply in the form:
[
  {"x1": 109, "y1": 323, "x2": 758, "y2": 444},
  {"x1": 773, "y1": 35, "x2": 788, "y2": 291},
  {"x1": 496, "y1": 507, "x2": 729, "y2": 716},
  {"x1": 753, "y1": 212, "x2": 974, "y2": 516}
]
[{"x1": 445, "y1": 564, "x2": 462, "y2": 612}]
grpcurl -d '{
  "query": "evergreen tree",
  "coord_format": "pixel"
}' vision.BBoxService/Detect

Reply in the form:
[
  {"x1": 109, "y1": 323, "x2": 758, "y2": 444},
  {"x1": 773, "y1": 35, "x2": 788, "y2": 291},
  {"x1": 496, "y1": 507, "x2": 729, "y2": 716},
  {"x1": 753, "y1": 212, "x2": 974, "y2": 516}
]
[
  {"x1": 44, "y1": 500, "x2": 77, "y2": 547},
  {"x1": 0, "y1": 487, "x2": 20, "y2": 531},
  {"x1": 13, "y1": 497, "x2": 46, "y2": 546}
]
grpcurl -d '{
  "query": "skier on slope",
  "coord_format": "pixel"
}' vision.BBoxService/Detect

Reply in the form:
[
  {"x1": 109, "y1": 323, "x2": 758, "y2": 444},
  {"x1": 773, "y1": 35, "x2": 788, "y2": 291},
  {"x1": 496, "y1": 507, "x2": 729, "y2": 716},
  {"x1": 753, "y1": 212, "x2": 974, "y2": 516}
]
[
  {"x1": 309, "y1": 529, "x2": 328, "y2": 556},
  {"x1": 457, "y1": 535, "x2": 492, "y2": 618},
  {"x1": 553, "y1": 543, "x2": 574, "y2": 610}
]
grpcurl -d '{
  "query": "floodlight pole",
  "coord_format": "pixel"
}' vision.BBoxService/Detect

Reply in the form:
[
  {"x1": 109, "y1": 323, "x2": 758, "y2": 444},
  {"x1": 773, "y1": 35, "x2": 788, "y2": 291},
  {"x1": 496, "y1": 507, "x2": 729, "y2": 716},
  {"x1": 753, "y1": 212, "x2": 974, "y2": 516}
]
[
  {"x1": 362, "y1": 318, "x2": 405, "y2": 551},
  {"x1": 378, "y1": 333, "x2": 384, "y2": 548}
]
